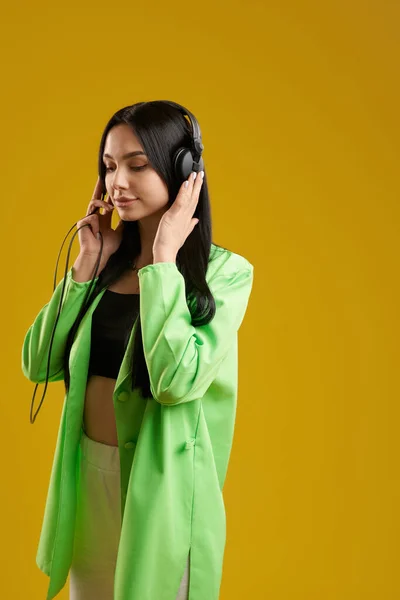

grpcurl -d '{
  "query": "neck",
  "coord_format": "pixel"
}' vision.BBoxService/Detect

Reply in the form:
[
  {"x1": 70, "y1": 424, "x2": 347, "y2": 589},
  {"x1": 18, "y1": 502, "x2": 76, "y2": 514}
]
[{"x1": 134, "y1": 253, "x2": 153, "y2": 270}]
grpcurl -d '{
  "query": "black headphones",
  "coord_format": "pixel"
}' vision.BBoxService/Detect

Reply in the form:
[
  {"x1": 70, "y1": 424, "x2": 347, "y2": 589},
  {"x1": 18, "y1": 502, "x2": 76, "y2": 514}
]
[{"x1": 29, "y1": 100, "x2": 204, "y2": 424}]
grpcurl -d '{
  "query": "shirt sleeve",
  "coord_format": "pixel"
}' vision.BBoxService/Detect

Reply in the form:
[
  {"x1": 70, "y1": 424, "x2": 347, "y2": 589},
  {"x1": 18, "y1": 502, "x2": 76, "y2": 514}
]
[
  {"x1": 137, "y1": 258, "x2": 254, "y2": 406},
  {"x1": 21, "y1": 268, "x2": 98, "y2": 384}
]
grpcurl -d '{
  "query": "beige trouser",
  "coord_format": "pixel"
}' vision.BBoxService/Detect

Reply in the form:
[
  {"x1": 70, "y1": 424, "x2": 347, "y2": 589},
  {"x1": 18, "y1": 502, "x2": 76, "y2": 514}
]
[{"x1": 69, "y1": 431, "x2": 190, "y2": 600}]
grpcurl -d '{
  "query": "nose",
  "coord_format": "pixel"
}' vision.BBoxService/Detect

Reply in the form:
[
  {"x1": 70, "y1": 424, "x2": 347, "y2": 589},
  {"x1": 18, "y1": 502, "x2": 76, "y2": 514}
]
[{"x1": 111, "y1": 168, "x2": 130, "y2": 192}]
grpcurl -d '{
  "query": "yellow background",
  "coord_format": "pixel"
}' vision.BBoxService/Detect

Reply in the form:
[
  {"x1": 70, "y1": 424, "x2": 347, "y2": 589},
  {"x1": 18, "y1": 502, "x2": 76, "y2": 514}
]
[{"x1": 1, "y1": 0, "x2": 399, "y2": 598}]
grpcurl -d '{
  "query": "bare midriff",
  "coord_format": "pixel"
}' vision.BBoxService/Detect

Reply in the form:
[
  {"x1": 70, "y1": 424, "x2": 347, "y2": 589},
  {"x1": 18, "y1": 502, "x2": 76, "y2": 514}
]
[{"x1": 82, "y1": 267, "x2": 142, "y2": 447}]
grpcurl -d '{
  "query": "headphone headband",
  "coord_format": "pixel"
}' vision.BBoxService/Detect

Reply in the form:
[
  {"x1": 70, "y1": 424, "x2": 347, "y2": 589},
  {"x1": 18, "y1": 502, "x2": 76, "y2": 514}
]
[{"x1": 157, "y1": 100, "x2": 204, "y2": 164}]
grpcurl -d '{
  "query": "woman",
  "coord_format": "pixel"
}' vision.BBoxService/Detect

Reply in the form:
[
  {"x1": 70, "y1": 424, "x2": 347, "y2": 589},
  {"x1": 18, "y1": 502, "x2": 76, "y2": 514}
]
[{"x1": 22, "y1": 100, "x2": 254, "y2": 600}]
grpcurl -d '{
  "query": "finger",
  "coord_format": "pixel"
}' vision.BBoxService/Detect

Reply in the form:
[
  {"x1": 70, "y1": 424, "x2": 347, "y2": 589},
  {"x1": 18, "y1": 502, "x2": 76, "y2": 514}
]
[
  {"x1": 181, "y1": 171, "x2": 196, "y2": 193},
  {"x1": 192, "y1": 170, "x2": 204, "y2": 196},
  {"x1": 179, "y1": 171, "x2": 199, "y2": 201},
  {"x1": 77, "y1": 214, "x2": 99, "y2": 238},
  {"x1": 87, "y1": 178, "x2": 106, "y2": 215},
  {"x1": 86, "y1": 199, "x2": 113, "y2": 217},
  {"x1": 187, "y1": 170, "x2": 197, "y2": 190},
  {"x1": 187, "y1": 170, "x2": 203, "y2": 194},
  {"x1": 186, "y1": 171, "x2": 204, "y2": 210},
  {"x1": 188, "y1": 218, "x2": 199, "y2": 234},
  {"x1": 171, "y1": 171, "x2": 202, "y2": 215},
  {"x1": 87, "y1": 199, "x2": 113, "y2": 214},
  {"x1": 100, "y1": 200, "x2": 114, "y2": 228},
  {"x1": 92, "y1": 176, "x2": 104, "y2": 200}
]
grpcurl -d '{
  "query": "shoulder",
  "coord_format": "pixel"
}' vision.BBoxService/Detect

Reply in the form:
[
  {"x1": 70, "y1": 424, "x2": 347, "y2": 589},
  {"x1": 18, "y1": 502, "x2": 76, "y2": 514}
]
[{"x1": 207, "y1": 242, "x2": 254, "y2": 281}]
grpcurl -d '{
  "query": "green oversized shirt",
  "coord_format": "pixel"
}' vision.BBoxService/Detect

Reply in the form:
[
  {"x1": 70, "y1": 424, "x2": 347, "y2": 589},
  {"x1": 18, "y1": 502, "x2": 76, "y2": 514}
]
[{"x1": 22, "y1": 243, "x2": 254, "y2": 600}]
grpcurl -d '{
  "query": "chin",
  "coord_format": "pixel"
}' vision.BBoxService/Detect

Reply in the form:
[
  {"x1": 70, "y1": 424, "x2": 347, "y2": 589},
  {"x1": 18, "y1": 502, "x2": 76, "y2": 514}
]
[
  {"x1": 116, "y1": 205, "x2": 142, "y2": 220},
  {"x1": 122, "y1": 204, "x2": 168, "y2": 221}
]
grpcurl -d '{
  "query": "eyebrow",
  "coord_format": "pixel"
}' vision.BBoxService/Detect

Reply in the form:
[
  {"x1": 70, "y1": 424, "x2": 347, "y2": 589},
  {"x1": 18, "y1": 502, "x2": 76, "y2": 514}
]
[{"x1": 103, "y1": 151, "x2": 146, "y2": 160}]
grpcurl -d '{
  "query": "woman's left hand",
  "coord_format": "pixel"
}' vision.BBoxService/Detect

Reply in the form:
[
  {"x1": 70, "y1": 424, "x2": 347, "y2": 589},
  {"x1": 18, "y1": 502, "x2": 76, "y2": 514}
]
[{"x1": 153, "y1": 170, "x2": 204, "y2": 259}]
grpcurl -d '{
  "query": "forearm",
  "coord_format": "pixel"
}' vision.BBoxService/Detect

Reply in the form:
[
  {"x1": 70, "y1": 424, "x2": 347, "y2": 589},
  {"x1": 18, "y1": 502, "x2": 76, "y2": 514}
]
[
  {"x1": 22, "y1": 266, "x2": 99, "y2": 383},
  {"x1": 137, "y1": 260, "x2": 254, "y2": 406}
]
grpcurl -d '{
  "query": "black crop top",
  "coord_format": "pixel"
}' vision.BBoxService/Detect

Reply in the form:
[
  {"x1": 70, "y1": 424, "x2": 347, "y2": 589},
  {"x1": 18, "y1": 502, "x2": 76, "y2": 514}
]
[{"x1": 88, "y1": 289, "x2": 140, "y2": 380}]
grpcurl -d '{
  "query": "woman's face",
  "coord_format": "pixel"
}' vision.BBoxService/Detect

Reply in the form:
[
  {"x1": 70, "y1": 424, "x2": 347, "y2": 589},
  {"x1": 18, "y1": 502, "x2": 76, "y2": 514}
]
[{"x1": 103, "y1": 123, "x2": 170, "y2": 221}]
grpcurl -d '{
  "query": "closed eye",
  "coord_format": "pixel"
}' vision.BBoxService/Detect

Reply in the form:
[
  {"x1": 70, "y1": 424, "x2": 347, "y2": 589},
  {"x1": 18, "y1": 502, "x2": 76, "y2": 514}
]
[{"x1": 105, "y1": 166, "x2": 147, "y2": 172}]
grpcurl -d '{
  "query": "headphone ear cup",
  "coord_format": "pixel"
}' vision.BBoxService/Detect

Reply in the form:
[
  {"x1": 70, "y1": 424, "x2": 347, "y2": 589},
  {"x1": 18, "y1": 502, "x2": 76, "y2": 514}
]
[
  {"x1": 173, "y1": 147, "x2": 192, "y2": 180},
  {"x1": 173, "y1": 147, "x2": 204, "y2": 181}
]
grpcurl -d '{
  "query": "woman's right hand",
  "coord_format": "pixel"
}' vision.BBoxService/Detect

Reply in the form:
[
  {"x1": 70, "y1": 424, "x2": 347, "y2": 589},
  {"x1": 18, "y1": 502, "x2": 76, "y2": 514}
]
[{"x1": 76, "y1": 177, "x2": 124, "y2": 270}]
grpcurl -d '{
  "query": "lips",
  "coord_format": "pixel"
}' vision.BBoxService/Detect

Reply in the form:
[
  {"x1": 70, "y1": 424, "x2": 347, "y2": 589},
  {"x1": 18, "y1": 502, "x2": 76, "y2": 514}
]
[{"x1": 114, "y1": 196, "x2": 139, "y2": 207}]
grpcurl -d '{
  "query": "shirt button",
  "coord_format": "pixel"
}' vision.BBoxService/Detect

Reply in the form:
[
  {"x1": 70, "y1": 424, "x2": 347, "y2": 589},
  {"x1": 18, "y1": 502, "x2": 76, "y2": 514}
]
[
  {"x1": 124, "y1": 441, "x2": 136, "y2": 449},
  {"x1": 118, "y1": 391, "x2": 129, "y2": 402}
]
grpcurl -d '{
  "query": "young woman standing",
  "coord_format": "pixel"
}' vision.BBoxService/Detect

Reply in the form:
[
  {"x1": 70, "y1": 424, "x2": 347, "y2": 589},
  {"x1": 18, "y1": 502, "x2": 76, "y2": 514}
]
[{"x1": 22, "y1": 100, "x2": 254, "y2": 600}]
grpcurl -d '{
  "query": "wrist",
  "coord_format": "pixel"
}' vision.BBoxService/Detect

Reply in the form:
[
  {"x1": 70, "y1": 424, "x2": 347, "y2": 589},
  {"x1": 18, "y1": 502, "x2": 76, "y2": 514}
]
[
  {"x1": 152, "y1": 248, "x2": 176, "y2": 264},
  {"x1": 72, "y1": 254, "x2": 99, "y2": 282}
]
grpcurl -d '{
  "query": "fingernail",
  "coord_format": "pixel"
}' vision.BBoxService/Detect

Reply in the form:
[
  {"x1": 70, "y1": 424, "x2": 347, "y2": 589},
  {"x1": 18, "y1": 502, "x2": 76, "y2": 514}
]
[
  {"x1": 193, "y1": 172, "x2": 197, "y2": 181},
  {"x1": 200, "y1": 170, "x2": 204, "y2": 179}
]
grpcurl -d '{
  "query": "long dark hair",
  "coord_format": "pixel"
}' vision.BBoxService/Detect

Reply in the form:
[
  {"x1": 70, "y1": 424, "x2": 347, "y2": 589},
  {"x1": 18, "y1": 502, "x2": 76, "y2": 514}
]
[{"x1": 63, "y1": 100, "x2": 229, "y2": 399}]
